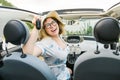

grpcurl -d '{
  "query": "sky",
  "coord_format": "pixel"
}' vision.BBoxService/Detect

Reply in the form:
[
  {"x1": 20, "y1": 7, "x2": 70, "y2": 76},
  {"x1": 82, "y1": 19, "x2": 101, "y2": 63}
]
[{"x1": 6, "y1": 0, "x2": 120, "y2": 13}]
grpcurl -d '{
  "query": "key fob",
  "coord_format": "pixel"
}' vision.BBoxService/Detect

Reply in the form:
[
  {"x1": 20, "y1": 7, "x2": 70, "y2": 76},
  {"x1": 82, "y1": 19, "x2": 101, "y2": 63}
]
[{"x1": 36, "y1": 19, "x2": 41, "y2": 30}]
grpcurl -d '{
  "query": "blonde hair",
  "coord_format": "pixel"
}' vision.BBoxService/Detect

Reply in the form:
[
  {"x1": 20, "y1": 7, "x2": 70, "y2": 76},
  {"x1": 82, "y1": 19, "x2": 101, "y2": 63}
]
[{"x1": 38, "y1": 17, "x2": 65, "y2": 40}]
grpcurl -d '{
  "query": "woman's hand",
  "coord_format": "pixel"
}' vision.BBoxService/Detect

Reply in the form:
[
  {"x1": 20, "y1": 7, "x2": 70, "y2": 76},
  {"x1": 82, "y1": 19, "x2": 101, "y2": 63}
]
[
  {"x1": 23, "y1": 15, "x2": 41, "y2": 54},
  {"x1": 32, "y1": 15, "x2": 41, "y2": 28}
]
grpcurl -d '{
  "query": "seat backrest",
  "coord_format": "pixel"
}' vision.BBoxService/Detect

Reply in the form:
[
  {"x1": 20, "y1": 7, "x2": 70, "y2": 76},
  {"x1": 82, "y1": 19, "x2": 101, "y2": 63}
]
[
  {"x1": 0, "y1": 20, "x2": 57, "y2": 80},
  {"x1": 73, "y1": 17, "x2": 120, "y2": 80}
]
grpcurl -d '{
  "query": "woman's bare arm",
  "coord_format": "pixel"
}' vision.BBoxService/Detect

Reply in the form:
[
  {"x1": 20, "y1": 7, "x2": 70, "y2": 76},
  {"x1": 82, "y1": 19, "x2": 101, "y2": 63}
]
[
  {"x1": 23, "y1": 15, "x2": 41, "y2": 55},
  {"x1": 22, "y1": 27, "x2": 39, "y2": 54}
]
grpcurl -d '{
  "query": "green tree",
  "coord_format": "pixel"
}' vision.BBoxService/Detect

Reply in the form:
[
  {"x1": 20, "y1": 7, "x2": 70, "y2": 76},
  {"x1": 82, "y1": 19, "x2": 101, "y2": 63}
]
[
  {"x1": 0, "y1": 0, "x2": 14, "y2": 7},
  {"x1": 25, "y1": 22, "x2": 34, "y2": 31},
  {"x1": 86, "y1": 26, "x2": 92, "y2": 36}
]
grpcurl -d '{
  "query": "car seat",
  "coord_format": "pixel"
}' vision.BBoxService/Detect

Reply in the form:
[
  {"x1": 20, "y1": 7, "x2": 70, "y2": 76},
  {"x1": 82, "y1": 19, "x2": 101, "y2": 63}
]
[
  {"x1": 0, "y1": 20, "x2": 57, "y2": 80},
  {"x1": 73, "y1": 17, "x2": 120, "y2": 80}
]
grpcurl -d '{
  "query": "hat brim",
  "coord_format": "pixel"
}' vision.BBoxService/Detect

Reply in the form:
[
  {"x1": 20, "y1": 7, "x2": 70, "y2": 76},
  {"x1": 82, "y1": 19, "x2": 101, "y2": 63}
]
[{"x1": 42, "y1": 11, "x2": 65, "y2": 28}]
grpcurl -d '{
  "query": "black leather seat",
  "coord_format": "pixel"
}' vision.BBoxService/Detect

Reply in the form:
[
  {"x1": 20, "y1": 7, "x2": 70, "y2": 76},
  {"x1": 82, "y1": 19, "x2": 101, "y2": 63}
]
[
  {"x1": 0, "y1": 20, "x2": 57, "y2": 80},
  {"x1": 73, "y1": 17, "x2": 120, "y2": 80}
]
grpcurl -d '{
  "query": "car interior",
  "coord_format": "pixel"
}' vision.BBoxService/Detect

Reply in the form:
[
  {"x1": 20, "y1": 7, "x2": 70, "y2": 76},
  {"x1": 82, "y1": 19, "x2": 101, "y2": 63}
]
[
  {"x1": 0, "y1": 17, "x2": 120, "y2": 80},
  {"x1": 0, "y1": 20, "x2": 57, "y2": 80},
  {"x1": 0, "y1": 1, "x2": 120, "y2": 80},
  {"x1": 73, "y1": 17, "x2": 120, "y2": 80}
]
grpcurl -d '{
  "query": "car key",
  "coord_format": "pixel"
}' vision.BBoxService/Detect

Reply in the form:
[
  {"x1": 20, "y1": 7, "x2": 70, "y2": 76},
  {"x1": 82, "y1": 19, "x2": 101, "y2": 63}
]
[{"x1": 36, "y1": 19, "x2": 41, "y2": 30}]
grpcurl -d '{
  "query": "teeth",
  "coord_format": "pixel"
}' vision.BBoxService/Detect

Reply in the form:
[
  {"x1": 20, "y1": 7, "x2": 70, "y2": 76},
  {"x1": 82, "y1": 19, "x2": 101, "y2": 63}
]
[{"x1": 51, "y1": 29, "x2": 56, "y2": 32}]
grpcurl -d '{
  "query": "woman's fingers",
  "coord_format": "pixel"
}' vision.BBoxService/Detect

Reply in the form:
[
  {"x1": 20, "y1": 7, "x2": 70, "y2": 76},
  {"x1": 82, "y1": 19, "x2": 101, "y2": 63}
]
[{"x1": 32, "y1": 15, "x2": 41, "y2": 26}]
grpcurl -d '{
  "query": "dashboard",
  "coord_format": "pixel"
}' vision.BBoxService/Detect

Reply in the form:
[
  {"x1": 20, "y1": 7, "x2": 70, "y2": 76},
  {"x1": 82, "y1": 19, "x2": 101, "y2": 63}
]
[{"x1": 65, "y1": 35, "x2": 85, "y2": 64}]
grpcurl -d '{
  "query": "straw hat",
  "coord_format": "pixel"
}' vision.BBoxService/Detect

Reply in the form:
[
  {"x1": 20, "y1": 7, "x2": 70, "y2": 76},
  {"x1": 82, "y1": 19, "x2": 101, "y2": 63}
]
[{"x1": 41, "y1": 11, "x2": 65, "y2": 28}]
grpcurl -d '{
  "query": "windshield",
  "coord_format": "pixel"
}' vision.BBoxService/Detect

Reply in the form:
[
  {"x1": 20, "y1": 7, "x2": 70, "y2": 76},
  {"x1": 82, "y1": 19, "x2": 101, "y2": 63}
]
[{"x1": 64, "y1": 18, "x2": 100, "y2": 36}]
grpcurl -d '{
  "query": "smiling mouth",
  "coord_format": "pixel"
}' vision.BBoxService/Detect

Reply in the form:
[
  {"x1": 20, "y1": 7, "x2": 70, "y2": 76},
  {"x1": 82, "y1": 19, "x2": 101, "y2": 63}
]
[{"x1": 51, "y1": 28, "x2": 57, "y2": 32}]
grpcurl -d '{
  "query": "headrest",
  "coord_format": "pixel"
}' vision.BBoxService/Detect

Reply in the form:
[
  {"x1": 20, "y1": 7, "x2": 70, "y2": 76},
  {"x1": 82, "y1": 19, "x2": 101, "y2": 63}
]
[
  {"x1": 94, "y1": 17, "x2": 120, "y2": 44},
  {"x1": 3, "y1": 20, "x2": 29, "y2": 45}
]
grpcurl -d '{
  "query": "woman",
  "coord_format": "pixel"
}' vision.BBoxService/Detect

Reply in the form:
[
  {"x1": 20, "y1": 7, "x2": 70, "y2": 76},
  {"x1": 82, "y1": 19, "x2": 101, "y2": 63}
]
[{"x1": 23, "y1": 11, "x2": 71, "y2": 80}]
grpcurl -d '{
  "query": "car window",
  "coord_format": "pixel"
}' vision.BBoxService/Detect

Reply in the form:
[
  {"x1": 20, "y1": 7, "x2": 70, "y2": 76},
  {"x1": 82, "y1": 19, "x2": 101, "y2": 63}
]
[{"x1": 64, "y1": 18, "x2": 100, "y2": 36}]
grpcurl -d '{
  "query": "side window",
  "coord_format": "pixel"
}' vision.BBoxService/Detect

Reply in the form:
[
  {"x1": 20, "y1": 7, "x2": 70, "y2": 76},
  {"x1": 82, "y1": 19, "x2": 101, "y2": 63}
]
[{"x1": 24, "y1": 21, "x2": 34, "y2": 31}]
